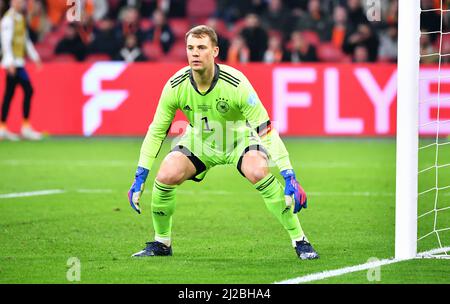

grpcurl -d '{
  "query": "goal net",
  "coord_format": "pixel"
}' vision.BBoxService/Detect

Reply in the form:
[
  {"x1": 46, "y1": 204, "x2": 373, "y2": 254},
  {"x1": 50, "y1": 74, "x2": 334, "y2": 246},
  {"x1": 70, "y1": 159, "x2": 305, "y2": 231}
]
[
  {"x1": 417, "y1": 0, "x2": 450, "y2": 259},
  {"x1": 396, "y1": 0, "x2": 450, "y2": 260}
]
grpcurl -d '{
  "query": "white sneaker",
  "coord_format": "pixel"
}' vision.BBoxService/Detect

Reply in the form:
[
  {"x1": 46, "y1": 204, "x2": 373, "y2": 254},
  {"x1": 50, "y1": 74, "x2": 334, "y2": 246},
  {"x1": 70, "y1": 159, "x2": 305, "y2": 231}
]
[
  {"x1": 0, "y1": 128, "x2": 20, "y2": 141},
  {"x1": 21, "y1": 125, "x2": 43, "y2": 140}
]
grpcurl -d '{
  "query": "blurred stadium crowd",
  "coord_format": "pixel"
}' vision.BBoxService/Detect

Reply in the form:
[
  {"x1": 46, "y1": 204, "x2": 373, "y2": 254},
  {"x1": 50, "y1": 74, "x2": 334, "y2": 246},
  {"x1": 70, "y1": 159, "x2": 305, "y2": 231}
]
[{"x1": 0, "y1": 0, "x2": 449, "y2": 64}]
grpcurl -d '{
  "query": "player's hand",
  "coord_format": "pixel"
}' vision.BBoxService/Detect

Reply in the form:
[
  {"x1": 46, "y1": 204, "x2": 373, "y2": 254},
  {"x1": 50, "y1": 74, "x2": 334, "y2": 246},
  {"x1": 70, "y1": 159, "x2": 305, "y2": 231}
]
[
  {"x1": 280, "y1": 169, "x2": 307, "y2": 213},
  {"x1": 7, "y1": 65, "x2": 16, "y2": 76},
  {"x1": 128, "y1": 166, "x2": 149, "y2": 214},
  {"x1": 35, "y1": 59, "x2": 42, "y2": 71}
]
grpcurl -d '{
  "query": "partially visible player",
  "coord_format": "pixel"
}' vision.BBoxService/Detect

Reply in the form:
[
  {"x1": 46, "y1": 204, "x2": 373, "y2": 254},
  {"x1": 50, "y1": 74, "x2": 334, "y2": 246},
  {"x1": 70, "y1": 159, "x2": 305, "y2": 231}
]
[
  {"x1": 0, "y1": 0, "x2": 42, "y2": 141},
  {"x1": 128, "y1": 25, "x2": 319, "y2": 260}
]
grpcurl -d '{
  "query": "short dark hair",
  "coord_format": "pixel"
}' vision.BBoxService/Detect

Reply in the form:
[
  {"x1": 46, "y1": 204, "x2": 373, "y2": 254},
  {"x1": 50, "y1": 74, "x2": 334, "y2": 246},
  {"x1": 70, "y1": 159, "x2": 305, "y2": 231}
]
[{"x1": 185, "y1": 25, "x2": 218, "y2": 46}]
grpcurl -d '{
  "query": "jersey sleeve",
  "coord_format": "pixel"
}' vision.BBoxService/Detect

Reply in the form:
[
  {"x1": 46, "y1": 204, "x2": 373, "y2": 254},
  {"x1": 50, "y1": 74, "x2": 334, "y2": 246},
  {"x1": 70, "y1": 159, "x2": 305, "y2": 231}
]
[
  {"x1": 238, "y1": 77, "x2": 293, "y2": 172},
  {"x1": 25, "y1": 31, "x2": 40, "y2": 62},
  {"x1": 138, "y1": 81, "x2": 177, "y2": 170},
  {"x1": 1, "y1": 15, "x2": 14, "y2": 67}
]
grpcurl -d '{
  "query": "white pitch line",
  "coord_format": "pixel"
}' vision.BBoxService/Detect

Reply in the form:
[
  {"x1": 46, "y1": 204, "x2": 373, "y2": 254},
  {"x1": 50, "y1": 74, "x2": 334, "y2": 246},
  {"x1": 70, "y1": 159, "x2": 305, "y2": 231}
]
[
  {"x1": 416, "y1": 246, "x2": 450, "y2": 259},
  {"x1": 274, "y1": 247, "x2": 450, "y2": 284},
  {"x1": 0, "y1": 189, "x2": 66, "y2": 199},
  {"x1": 274, "y1": 258, "x2": 399, "y2": 284}
]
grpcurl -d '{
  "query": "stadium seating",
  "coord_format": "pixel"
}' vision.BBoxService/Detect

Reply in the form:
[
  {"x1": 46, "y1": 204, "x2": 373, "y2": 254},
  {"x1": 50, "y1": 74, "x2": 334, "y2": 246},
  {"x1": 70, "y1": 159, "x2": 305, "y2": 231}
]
[
  {"x1": 85, "y1": 54, "x2": 111, "y2": 62},
  {"x1": 192, "y1": 17, "x2": 231, "y2": 41},
  {"x1": 268, "y1": 30, "x2": 282, "y2": 40},
  {"x1": 169, "y1": 18, "x2": 190, "y2": 39},
  {"x1": 316, "y1": 43, "x2": 347, "y2": 62},
  {"x1": 34, "y1": 43, "x2": 55, "y2": 61},
  {"x1": 139, "y1": 19, "x2": 153, "y2": 31},
  {"x1": 186, "y1": 0, "x2": 217, "y2": 20},
  {"x1": 52, "y1": 54, "x2": 77, "y2": 62},
  {"x1": 42, "y1": 31, "x2": 64, "y2": 49},
  {"x1": 163, "y1": 41, "x2": 187, "y2": 62},
  {"x1": 143, "y1": 42, "x2": 164, "y2": 61},
  {"x1": 440, "y1": 32, "x2": 450, "y2": 52},
  {"x1": 213, "y1": 18, "x2": 230, "y2": 39},
  {"x1": 27, "y1": 0, "x2": 403, "y2": 63},
  {"x1": 301, "y1": 31, "x2": 321, "y2": 46},
  {"x1": 229, "y1": 18, "x2": 247, "y2": 39}
]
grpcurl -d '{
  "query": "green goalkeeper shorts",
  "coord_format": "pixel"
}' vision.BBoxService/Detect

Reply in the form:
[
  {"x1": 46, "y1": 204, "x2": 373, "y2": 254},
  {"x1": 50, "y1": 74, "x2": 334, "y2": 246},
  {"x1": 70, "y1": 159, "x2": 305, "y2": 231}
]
[{"x1": 170, "y1": 127, "x2": 268, "y2": 182}]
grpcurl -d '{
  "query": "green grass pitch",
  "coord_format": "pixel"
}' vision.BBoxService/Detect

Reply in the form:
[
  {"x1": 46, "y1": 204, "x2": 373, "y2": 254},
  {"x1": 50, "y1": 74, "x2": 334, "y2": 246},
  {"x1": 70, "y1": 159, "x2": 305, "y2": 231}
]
[{"x1": 0, "y1": 137, "x2": 448, "y2": 284}]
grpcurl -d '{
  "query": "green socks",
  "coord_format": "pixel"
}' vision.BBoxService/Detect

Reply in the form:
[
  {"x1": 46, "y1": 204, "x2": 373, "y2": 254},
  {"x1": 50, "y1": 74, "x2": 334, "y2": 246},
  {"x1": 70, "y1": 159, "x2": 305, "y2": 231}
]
[
  {"x1": 255, "y1": 174, "x2": 305, "y2": 242},
  {"x1": 151, "y1": 180, "x2": 177, "y2": 246},
  {"x1": 151, "y1": 174, "x2": 305, "y2": 248}
]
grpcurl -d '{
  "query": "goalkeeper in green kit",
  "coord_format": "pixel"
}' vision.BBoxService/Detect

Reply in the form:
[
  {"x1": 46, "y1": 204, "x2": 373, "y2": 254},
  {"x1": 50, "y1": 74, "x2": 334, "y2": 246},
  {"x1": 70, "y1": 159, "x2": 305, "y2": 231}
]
[{"x1": 128, "y1": 25, "x2": 319, "y2": 260}]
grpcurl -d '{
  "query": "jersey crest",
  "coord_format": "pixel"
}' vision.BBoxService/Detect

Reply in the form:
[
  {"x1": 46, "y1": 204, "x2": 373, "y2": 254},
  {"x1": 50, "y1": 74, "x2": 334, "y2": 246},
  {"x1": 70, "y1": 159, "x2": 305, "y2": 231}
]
[{"x1": 216, "y1": 98, "x2": 230, "y2": 114}]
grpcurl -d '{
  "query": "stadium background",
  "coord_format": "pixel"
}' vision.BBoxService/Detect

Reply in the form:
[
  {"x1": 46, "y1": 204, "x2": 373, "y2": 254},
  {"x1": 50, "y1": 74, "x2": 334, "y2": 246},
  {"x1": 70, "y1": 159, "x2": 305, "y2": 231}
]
[
  {"x1": 0, "y1": 0, "x2": 448, "y2": 137},
  {"x1": 0, "y1": 0, "x2": 449, "y2": 284}
]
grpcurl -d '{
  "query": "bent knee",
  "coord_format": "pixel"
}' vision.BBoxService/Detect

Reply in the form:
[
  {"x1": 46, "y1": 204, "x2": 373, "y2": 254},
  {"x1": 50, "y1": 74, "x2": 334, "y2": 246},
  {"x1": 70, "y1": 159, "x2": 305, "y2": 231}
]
[
  {"x1": 156, "y1": 169, "x2": 185, "y2": 185},
  {"x1": 241, "y1": 150, "x2": 269, "y2": 184},
  {"x1": 156, "y1": 151, "x2": 196, "y2": 185},
  {"x1": 246, "y1": 167, "x2": 270, "y2": 184}
]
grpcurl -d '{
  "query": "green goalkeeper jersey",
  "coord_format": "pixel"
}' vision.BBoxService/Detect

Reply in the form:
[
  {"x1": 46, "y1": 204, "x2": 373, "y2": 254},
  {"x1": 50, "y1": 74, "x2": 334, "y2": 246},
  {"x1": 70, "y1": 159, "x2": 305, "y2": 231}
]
[{"x1": 138, "y1": 63, "x2": 292, "y2": 172}]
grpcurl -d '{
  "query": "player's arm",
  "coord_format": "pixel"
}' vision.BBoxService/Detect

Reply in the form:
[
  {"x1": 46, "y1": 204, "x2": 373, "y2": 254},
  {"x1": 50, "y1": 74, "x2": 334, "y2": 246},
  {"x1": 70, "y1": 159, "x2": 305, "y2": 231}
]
[
  {"x1": 239, "y1": 80, "x2": 307, "y2": 213},
  {"x1": 128, "y1": 81, "x2": 177, "y2": 214},
  {"x1": 1, "y1": 15, "x2": 15, "y2": 73},
  {"x1": 25, "y1": 31, "x2": 41, "y2": 66}
]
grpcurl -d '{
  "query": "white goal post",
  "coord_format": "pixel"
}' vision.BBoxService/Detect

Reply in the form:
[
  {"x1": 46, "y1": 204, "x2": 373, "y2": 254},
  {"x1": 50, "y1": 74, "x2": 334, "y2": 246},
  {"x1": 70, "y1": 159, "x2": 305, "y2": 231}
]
[
  {"x1": 395, "y1": 0, "x2": 421, "y2": 260},
  {"x1": 396, "y1": 0, "x2": 450, "y2": 260}
]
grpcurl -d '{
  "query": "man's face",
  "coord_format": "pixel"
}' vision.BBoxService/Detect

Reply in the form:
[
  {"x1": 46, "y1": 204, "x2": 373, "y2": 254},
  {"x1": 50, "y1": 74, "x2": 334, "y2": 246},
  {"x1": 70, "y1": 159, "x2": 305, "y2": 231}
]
[
  {"x1": 245, "y1": 14, "x2": 258, "y2": 28},
  {"x1": 334, "y1": 7, "x2": 347, "y2": 24},
  {"x1": 12, "y1": 0, "x2": 25, "y2": 12},
  {"x1": 354, "y1": 46, "x2": 368, "y2": 62},
  {"x1": 153, "y1": 10, "x2": 164, "y2": 26},
  {"x1": 308, "y1": 0, "x2": 320, "y2": 13},
  {"x1": 124, "y1": 8, "x2": 139, "y2": 24},
  {"x1": 347, "y1": 0, "x2": 360, "y2": 10},
  {"x1": 186, "y1": 34, "x2": 218, "y2": 72},
  {"x1": 65, "y1": 26, "x2": 77, "y2": 39}
]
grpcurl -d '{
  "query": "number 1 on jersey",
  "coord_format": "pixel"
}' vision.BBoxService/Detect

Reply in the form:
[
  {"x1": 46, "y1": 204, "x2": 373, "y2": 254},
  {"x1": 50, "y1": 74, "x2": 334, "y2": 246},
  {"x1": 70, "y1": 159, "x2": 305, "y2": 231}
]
[{"x1": 202, "y1": 116, "x2": 213, "y2": 131}]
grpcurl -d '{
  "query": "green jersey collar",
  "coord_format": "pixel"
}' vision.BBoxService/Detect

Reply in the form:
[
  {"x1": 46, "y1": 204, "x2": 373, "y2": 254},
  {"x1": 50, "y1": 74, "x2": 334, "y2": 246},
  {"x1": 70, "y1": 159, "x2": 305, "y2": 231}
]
[{"x1": 189, "y1": 63, "x2": 220, "y2": 96}]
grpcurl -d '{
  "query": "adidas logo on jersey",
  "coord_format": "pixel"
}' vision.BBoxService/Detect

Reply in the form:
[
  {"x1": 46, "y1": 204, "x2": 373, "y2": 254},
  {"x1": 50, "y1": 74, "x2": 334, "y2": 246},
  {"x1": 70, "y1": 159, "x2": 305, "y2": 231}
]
[{"x1": 183, "y1": 105, "x2": 192, "y2": 111}]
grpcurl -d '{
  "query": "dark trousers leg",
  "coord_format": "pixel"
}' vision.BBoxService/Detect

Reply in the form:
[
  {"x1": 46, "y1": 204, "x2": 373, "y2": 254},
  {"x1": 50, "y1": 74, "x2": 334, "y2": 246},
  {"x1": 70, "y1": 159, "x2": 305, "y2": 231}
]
[
  {"x1": 17, "y1": 76, "x2": 33, "y2": 120},
  {"x1": 1, "y1": 74, "x2": 18, "y2": 123}
]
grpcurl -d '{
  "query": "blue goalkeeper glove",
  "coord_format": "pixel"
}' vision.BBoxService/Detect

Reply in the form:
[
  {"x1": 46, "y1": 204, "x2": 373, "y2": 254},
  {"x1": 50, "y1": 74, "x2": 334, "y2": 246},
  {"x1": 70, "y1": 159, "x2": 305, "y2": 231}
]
[
  {"x1": 128, "y1": 166, "x2": 149, "y2": 214},
  {"x1": 280, "y1": 169, "x2": 307, "y2": 213}
]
